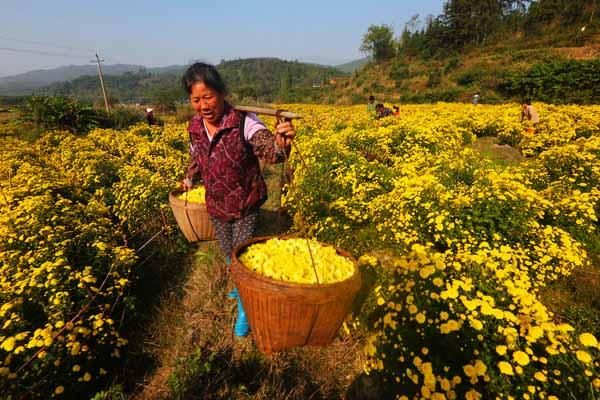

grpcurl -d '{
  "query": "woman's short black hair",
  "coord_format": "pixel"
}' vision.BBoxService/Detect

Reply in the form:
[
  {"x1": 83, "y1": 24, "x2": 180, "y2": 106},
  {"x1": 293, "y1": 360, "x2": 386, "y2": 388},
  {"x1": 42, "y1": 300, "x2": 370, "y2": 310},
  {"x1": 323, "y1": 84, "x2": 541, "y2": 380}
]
[{"x1": 181, "y1": 62, "x2": 227, "y2": 96}]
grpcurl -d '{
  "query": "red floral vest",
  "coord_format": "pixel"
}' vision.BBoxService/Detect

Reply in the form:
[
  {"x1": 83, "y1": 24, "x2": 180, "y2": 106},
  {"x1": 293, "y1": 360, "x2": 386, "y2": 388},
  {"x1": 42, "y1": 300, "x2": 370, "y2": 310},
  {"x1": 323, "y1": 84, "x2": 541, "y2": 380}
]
[{"x1": 188, "y1": 104, "x2": 267, "y2": 221}]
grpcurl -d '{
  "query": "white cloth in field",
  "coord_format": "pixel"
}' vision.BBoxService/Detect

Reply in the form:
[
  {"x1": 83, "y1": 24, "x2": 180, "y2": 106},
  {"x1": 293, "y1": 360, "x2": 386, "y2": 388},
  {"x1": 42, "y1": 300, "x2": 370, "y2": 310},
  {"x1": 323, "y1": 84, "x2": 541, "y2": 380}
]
[{"x1": 524, "y1": 105, "x2": 540, "y2": 123}]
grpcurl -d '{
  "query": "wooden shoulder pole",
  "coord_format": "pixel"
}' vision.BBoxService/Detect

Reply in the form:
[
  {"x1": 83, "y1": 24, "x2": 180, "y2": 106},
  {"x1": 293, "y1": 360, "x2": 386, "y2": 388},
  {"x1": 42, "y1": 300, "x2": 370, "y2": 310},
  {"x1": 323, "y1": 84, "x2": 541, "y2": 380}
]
[{"x1": 233, "y1": 105, "x2": 302, "y2": 120}]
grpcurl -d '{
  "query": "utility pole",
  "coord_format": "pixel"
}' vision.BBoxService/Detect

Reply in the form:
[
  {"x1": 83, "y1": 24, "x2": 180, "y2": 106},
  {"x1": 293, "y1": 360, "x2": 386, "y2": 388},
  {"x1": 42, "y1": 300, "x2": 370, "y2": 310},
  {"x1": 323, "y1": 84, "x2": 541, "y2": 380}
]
[{"x1": 91, "y1": 53, "x2": 110, "y2": 114}]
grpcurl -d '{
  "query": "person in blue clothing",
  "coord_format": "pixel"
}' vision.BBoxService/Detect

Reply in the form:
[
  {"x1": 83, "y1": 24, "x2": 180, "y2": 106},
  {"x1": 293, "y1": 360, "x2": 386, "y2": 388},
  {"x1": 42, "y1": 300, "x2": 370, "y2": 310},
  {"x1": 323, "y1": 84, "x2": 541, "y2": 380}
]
[{"x1": 375, "y1": 103, "x2": 393, "y2": 119}]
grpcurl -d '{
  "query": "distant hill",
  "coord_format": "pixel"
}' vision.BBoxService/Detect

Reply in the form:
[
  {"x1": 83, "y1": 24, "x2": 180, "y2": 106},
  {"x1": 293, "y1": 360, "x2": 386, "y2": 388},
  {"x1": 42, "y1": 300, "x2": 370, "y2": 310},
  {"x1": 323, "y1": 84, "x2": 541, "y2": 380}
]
[
  {"x1": 147, "y1": 65, "x2": 187, "y2": 75},
  {"x1": 37, "y1": 70, "x2": 178, "y2": 105},
  {"x1": 0, "y1": 64, "x2": 145, "y2": 95},
  {"x1": 215, "y1": 58, "x2": 344, "y2": 102},
  {"x1": 26, "y1": 58, "x2": 346, "y2": 104},
  {"x1": 335, "y1": 57, "x2": 371, "y2": 73}
]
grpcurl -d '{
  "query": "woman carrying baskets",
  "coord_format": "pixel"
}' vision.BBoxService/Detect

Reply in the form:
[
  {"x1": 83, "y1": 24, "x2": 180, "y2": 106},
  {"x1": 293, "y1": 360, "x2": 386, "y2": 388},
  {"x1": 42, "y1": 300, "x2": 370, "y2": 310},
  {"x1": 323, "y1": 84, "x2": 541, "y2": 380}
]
[{"x1": 181, "y1": 63, "x2": 295, "y2": 337}]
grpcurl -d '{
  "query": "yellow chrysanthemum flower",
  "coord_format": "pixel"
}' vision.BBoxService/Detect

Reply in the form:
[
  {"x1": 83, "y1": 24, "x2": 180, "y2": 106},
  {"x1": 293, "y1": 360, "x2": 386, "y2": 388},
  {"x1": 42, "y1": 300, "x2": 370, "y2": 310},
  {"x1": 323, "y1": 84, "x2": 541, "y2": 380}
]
[
  {"x1": 498, "y1": 361, "x2": 514, "y2": 375},
  {"x1": 534, "y1": 371, "x2": 547, "y2": 382},
  {"x1": 0, "y1": 337, "x2": 15, "y2": 352},
  {"x1": 474, "y1": 360, "x2": 487, "y2": 376},
  {"x1": 576, "y1": 350, "x2": 592, "y2": 364},
  {"x1": 465, "y1": 389, "x2": 482, "y2": 400},
  {"x1": 579, "y1": 333, "x2": 598, "y2": 347},
  {"x1": 463, "y1": 364, "x2": 476, "y2": 378},
  {"x1": 240, "y1": 238, "x2": 355, "y2": 284},
  {"x1": 513, "y1": 351, "x2": 530, "y2": 366},
  {"x1": 177, "y1": 186, "x2": 206, "y2": 203}
]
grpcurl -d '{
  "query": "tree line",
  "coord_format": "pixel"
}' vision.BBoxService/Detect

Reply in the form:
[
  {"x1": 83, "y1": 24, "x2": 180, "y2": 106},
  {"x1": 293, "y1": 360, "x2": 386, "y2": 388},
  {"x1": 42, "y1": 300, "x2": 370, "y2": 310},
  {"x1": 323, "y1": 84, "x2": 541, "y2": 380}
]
[
  {"x1": 358, "y1": 0, "x2": 599, "y2": 104},
  {"x1": 361, "y1": 0, "x2": 599, "y2": 62}
]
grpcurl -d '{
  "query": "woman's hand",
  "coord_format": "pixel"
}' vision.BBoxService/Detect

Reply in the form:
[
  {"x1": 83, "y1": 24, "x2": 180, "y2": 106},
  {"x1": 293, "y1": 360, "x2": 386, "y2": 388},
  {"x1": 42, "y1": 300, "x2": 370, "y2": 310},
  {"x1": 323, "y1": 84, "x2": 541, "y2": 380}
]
[
  {"x1": 181, "y1": 178, "x2": 193, "y2": 192},
  {"x1": 275, "y1": 120, "x2": 295, "y2": 148}
]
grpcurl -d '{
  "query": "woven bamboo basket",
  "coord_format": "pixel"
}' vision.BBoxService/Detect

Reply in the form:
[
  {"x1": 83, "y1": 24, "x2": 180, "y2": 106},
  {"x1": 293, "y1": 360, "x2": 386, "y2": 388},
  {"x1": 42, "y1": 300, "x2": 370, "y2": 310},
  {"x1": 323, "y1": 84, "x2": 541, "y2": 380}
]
[
  {"x1": 231, "y1": 236, "x2": 362, "y2": 354},
  {"x1": 168, "y1": 190, "x2": 216, "y2": 242}
]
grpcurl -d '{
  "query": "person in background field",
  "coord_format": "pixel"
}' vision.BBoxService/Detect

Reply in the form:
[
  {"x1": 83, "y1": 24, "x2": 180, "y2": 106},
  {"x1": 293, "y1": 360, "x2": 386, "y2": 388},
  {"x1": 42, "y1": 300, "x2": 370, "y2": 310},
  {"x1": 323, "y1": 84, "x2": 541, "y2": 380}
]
[
  {"x1": 145, "y1": 108, "x2": 157, "y2": 126},
  {"x1": 472, "y1": 92, "x2": 480, "y2": 105},
  {"x1": 375, "y1": 103, "x2": 393, "y2": 119},
  {"x1": 392, "y1": 105, "x2": 400, "y2": 117},
  {"x1": 181, "y1": 62, "x2": 295, "y2": 337},
  {"x1": 367, "y1": 95, "x2": 376, "y2": 114},
  {"x1": 520, "y1": 99, "x2": 539, "y2": 134}
]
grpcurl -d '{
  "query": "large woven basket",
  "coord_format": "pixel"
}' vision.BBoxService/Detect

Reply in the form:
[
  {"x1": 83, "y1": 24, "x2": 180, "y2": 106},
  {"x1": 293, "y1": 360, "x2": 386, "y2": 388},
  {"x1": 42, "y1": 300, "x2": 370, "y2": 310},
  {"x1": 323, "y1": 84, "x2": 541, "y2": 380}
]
[
  {"x1": 168, "y1": 190, "x2": 216, "y2": 242},
  {"x1": 231, "y1": 236, "x2": 362, "y2": 354}
]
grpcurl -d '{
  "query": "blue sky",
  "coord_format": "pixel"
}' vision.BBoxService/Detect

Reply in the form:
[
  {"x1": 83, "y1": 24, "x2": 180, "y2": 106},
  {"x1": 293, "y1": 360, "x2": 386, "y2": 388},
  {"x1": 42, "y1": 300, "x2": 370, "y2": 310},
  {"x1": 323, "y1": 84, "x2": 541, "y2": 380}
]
[{"x1": 0, "y1": 0, "x2": 444, "y2": 77}]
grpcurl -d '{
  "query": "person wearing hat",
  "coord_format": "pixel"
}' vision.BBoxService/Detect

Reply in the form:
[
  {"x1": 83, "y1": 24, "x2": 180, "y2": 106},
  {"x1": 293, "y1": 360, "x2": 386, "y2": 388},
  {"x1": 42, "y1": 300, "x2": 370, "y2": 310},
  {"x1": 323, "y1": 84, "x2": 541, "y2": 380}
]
[{"x1": 145, "y1": 107, "x2": 157, "y2": 126}]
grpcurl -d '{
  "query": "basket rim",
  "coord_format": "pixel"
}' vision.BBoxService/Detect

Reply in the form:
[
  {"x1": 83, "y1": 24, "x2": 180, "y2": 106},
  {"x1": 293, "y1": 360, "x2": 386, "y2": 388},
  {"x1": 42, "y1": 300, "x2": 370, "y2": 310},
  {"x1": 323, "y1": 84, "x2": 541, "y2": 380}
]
[
  {"x1": 231, "y1": 235, "x2": 360, "y2": 290},
  {"x1": 169, "y1": 189, "x2": 208, "y2": 210}
]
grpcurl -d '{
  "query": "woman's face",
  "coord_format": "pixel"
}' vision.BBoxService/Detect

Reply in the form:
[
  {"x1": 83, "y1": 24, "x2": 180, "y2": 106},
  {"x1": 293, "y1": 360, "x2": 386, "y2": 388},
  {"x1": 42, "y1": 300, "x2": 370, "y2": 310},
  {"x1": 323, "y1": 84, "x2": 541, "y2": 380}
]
[{"x1": 189, "y1": 81, "x2": 225, "y2": 124}]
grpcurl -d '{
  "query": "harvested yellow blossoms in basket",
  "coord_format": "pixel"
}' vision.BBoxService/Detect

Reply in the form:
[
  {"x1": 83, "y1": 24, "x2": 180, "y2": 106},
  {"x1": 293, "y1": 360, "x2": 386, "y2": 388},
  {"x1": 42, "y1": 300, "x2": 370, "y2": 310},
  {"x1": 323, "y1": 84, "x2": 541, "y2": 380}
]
[
  {"x1": 177, "y1": 186, "x2": 206, "y2": 203},
  {"x1": 239, "y1": 238, "x2": 355, "y2": 284}
]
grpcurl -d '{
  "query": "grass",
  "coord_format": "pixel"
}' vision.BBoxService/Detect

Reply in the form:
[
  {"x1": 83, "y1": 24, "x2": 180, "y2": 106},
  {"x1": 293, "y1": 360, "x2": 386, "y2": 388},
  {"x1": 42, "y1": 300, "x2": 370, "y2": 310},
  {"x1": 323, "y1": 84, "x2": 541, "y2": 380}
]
[
  {"x1": 541, "y1": 254, "x2": 600, "y2": 338},
  {"x1": 473, "y1": 136, "x2": 525, "y2": 167},
  {"x1": 0, "y1": 109, "x2": 16, "y2": 122},
  {"x1": 0, "y1": 109, "x2": 52, "y2": 141}
]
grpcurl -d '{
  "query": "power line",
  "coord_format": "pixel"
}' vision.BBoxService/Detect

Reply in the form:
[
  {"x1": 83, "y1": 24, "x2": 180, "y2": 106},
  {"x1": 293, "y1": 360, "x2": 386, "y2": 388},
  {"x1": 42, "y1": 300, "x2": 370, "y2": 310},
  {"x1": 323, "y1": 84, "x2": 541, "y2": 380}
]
[
  {"x1": 0, "y1": 35, "x2": 138, "y2": 68},
  {"x1": 0, "y1": 46, "x2": 90, "y2": 59},
  {"x1": 101, "y1": 55, "x2": 126, "y2": 65},
  {"x1": 0, "y1": 34, "x2": 94, "y2": 53}
]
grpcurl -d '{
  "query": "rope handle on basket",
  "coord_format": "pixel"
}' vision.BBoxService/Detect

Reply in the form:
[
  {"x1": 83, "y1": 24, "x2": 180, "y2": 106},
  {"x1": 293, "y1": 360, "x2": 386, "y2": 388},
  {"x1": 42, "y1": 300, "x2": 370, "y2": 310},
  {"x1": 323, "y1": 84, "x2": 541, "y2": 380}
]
[{"x1": 275, "y1": 109, "x2": 321, "y2": 285}]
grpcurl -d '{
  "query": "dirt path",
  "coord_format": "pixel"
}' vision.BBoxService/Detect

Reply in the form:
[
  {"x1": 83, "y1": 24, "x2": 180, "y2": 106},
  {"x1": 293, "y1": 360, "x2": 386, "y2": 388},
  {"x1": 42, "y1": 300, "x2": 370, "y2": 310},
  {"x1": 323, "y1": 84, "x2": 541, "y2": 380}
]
[
  {"x1": 472, "y1": 136, "x2": 524, "y2": 166},
  {"x1": 131, "y1": 165, "x2": 367, "y2": 400}
]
